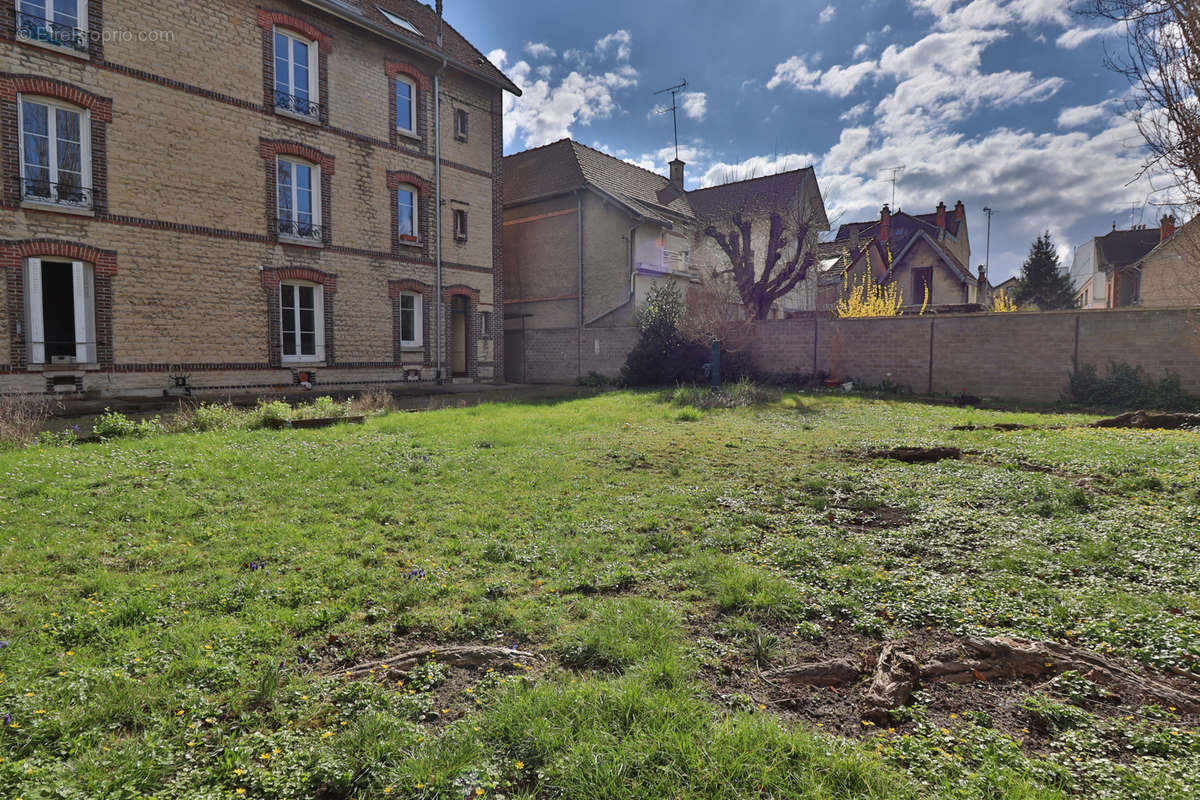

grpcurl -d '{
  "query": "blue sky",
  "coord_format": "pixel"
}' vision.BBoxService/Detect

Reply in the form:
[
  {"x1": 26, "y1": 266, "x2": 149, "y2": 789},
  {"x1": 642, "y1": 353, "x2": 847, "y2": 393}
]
[{"x1": 449, "y1": 0, "x2": 1175, "y2": 282}]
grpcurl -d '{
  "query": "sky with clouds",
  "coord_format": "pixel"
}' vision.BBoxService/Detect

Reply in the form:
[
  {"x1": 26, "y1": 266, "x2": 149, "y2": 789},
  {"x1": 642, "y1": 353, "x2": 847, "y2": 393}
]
[{"x1": 448, "y1": 0, "x2": 1178, "y2": 282}]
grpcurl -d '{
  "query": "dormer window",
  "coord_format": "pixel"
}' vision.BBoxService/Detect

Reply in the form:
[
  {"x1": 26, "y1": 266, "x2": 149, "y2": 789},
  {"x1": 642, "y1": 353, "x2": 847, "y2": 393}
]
[
  {"x1": 15, "y1": 0, "x2": 89, "y2": 53},
  {"x1": 274, "y1": 28, "x2": 320, "y2": 119},
  {"x1": 18, "y1": 96, "x2": 91, "y2": 208}
]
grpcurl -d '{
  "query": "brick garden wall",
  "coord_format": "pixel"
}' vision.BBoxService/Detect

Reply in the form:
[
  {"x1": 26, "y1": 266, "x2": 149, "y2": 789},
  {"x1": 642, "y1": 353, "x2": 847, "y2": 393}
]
[
  {"x1": 726, "y1": 308, "x2": 1200, "y2": 404},
  {"x1": 505, "y1": 326, "x2": 640, "y2": 384}
]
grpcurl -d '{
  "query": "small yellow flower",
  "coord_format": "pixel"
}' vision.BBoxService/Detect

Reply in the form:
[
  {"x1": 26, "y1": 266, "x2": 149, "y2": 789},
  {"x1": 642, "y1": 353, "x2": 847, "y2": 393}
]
[
  {"x1": 234, "y1": 769, "x2": 245, "y2": 776},
  {"x1": 515, "y1": 761, "x2": 524, "y2": 770},
  {"x1": 321, "y1": 731, "x2": 334, "y2": 739},
  {"x1": 383, "y1": 788, "x2": 392, "y2": 795},
  {"x1": 259, "y1": 753, "x2": 270, "y2": 760},
  {"x1": 475, "y1": 790, "x2": 485, "y2": 797},
  {"x1": 236, "y1": 790, "x2": 246, "y2": 796}
]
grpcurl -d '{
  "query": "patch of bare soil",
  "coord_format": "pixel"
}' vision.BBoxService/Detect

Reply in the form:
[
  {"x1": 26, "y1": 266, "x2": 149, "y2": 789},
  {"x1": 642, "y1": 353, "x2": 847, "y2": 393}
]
[
  {"x1": 950, "y1": 423, "x2": 1038, "y2": 432},
  {"x1": 694, "y1": 619, "x2": 1200, "y2": 754},
  {"x1": 859, "y1": 446, "x2": 964, "y2": 463},
  {"x1": 1092, "y1": 410, "x2": 1200, "y2": 430}
]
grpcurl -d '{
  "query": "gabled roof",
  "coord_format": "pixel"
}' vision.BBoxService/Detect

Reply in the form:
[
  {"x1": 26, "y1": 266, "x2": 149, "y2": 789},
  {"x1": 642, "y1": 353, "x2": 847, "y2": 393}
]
[
  {"x1": 687, "y1": 168, "x2": 826, "y2": 228},
  {"x1": 301, "y1": 0, "x2": 520, "y2": 95},
  {"x1": 1096, "y1": 227, "x2": 1162, "y2": 270},
  {"x1": 1127, "y1": 215, "x2": 1198, "y2": 271},
  {"x1": 504, "y1": 140, "x2": 828, "y2": 231},
  {"x1": 504, "y1": 139, "x2": 694, "y2": 224},
  {"x1": 832, "y1": 210, "x2": 973, "y2": 281}
]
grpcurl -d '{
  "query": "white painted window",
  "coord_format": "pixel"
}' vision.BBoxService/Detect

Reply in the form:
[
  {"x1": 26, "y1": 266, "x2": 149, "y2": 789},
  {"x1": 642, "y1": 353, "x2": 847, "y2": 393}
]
[
  {"x1": 395, "y1": 76, "x2": 416, "y2": 134},
  {"x1": 398, "y1": 292, "x2": 422, "y2": 347},
  {"x1": 280, "y1": 281, "x2": 324, "y2": 362},
  {"x1": 453, "y1": 208, "x2": 468, "y2": 242},
  {"x1": 397, "y1": 185, "x2": 417, "y2": 242},
  {"x1": 479, "y1": 310, "x2": 491, "y2": 338},
  {"x1": 18, "y1": 96, "x2": 90, "y2": 207},
  {"x1": 16, "y1": 0, "x2": 89, "y2": 51},
  {"x1": 454, "y1": 107, "x2": 468, "y2": 140},
  {"x1": 277, "y1": 157, "x2": 321, "y2": 241},
  {"x1": 24, "y1": 257, "x2": 95, "y2": 364},
  {"x1": 273, "y1": 28, "x2": 319, "y2": 117}
]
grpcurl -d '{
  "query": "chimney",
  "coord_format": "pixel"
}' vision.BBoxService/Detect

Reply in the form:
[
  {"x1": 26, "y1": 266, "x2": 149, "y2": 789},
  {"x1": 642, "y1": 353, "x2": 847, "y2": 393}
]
[
  {"x1": 1161, "y1": 214, "x2": 1176, "y2": 241},
  {"x1": 954, "y1": 200, "x2": 965, "y2": 221},
  {"x1": 936, "y1": 201, "x2": 947, "y2": 233},
  {"x1": 669, "y1": 159, "x2": 685, "y2": 190},
  {"x1": 436, "y1": 1, "x2": 444, "y2": 48},
  {"x1": 880, "y1": 204, "x2": 891, "y2": 244}
]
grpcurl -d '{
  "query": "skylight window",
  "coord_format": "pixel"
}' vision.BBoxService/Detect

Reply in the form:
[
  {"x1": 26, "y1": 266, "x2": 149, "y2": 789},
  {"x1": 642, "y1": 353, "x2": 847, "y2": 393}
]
[{"x1": 377, "y1": 6, "x2": 421, "y2": 35}]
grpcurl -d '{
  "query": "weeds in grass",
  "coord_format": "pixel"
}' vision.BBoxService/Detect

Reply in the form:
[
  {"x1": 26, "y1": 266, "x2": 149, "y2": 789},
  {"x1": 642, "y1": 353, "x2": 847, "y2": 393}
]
[
  {"x1": 558, "y1": 597, "x2": 683, "y2": 671},
  {"x1": 671, "y1": 378, "x2": 777, "y2": 409},
  {"x1": 0, "y1": 394, "x2": 50, "y2": 448}
]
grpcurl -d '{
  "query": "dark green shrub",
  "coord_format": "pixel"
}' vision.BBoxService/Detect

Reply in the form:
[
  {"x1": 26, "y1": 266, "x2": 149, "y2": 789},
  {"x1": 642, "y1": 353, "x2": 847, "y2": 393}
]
[
  {"x1": 621, "y1": 283, "x2": 709, "y2": 386},
  {"x1": 1067, "y1": 361, "x2": 1198, "y2": 411}
]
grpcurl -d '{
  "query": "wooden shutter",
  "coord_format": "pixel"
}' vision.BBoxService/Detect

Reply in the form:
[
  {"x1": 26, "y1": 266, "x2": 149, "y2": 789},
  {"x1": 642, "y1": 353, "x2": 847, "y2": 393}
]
[{"x1": 25, "y1": 258, "x2": 45, "y2": 365}]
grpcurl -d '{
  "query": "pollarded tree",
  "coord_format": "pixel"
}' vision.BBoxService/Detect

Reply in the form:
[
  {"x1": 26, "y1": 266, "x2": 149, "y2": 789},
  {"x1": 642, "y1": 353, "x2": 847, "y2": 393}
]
[
  {"x1": 1013, "y1": 232, "x2": 1076, "y2": 310},
  {"x1": 702, "y1": 201, "x2": 823, "y2": 321}
]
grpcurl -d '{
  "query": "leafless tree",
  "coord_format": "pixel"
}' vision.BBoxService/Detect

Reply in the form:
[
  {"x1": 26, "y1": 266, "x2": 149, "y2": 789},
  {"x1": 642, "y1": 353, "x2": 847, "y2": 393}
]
[
  {"x1": 679, "y1": 268, "x2": 747, "y2": 343},
  {"x1": 702, "y1": 202, "x2": 822, "y2": 321},
  {"x1": 1092, "y1": 1, "x2": 1200, "y2": 206}
]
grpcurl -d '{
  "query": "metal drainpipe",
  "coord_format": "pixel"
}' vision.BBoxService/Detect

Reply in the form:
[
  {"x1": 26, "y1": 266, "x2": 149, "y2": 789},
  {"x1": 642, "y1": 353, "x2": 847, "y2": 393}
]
[
  {"x1": 577, "y1": 190, "x2": 584, "y2": 377},
  {"x1": 433, "y1": 53, "x2": 448, "y2": 384}
]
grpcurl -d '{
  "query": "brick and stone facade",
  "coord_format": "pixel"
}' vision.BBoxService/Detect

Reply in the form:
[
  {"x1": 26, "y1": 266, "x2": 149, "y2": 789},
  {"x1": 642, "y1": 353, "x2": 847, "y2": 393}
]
[{"x1": 0, "y1": 0, "x2": 516, "y2": 398}]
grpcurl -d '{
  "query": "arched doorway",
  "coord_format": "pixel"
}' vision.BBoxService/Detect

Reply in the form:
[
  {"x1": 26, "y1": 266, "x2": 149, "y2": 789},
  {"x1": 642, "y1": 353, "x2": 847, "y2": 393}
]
[{"x1": 450, "y1": 295, "x2": 469, "y2": 377}]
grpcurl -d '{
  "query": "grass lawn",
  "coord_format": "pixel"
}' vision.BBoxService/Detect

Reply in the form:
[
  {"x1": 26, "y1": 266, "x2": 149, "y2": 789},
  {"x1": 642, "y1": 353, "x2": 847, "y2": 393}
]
[{"x1": 1, "y1": 391, "x2": 1198, "y2": 799}]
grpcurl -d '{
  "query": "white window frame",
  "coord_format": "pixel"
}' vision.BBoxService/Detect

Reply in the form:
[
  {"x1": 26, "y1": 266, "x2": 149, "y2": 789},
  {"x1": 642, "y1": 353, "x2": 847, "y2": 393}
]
[
  {"x1": 396, "y1": 184, "x2": 418, "y2": 243},
  {"x1": 17, "y1": 94, "x2": 91, "y2": 207},
  {"x1": 279, "y1": 280, "x2": 325, "y2": 363},
  {"x1": 15, "y1": 0, "x2": 89, "y2": 52},
  {"x1": 273, "y1": 26, "x2": 320, "y2": 118},
  {"x1": 23, "y1": 257, "x2": 95, "y2": 365},
  {"x1": 453, "y1": 207, "x2": 468, "y2": 242},
  {"x1": 454, "y1": 107, "x2": 468, "y2": 140},
  {"x1": 395, "y1": 75, "x2": 417, "y2": 135},
  {"x1": 276, "y1": 157, "x2": 322, "y2": 243},
  {"x1": 398, "y1": 291, "x2": 423, "y2": 348}
]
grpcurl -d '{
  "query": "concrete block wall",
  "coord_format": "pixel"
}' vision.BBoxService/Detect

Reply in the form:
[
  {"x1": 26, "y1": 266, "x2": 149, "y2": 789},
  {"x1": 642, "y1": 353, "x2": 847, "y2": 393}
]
[{"x1": 505, "y1": 326, "x2": 639, "y2": 384}]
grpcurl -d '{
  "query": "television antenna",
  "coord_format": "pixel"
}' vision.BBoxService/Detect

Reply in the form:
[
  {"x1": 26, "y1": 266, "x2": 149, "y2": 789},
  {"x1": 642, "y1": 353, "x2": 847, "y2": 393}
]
[
  {"x1": 883, "y1": 165, "x2": 906, "y2": 209},
  {"x1": 654, "y1": 79, "x2": 688, "y2": 160},
  {"x1": 982, "y1": 207, "x2": 994, "y2": 275}
]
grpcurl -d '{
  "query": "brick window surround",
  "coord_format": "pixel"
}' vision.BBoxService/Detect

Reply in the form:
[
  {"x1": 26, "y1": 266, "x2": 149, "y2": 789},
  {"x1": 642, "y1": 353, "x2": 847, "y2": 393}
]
[
  {"x1": 387, "y1": 170, "x2": 433, "y2": 258},
  {"x1": 3, "y1": 0, "x2": 105, "y2": 61},
  {"x1": 0, "y1": 73, "x2": 111, "y2": 212},
  {"x1": 388, "y1": 278, "x2": 432, "y2": 366},
  {"x1": 261, "y1": 265, "x2": 336, "y2": 368},
  {"x1": 1, "y1": 239, "x2": 116, "y2": 370},
  {"x1": 443, "y1": 284, "x2": 480, "y2": 380},
  {"x1": 259, "y1": 139, "x2": 335, "y2": 246},
  {"x1": 386, "y1": 60, "x2": 431, "y2": 152},
  {"x1": 258, "y1": 9, "x2": 332, "y2": 126}
]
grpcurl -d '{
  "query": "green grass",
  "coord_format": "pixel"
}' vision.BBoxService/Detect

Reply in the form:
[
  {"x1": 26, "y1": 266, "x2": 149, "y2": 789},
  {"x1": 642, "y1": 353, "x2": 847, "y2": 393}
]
[{"x1": 1, "y1": 391, "x2": 1199, "y2": 799}]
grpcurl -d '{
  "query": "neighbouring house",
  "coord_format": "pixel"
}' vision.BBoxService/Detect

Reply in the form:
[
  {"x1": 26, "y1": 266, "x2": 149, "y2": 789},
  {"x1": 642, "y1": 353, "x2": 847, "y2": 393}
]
[
  {"x1": 501, "y1": 139, "x2": 828, "y2": 382},
  {"x1": 1, "y1": 0, "x2": 518, "y2": 399},
  {"x1": 1072, "y1": 216, "x2": 1198, "y2": 309},
  {"x1": 817, "y1": 202, "x2": 986, "y2": 312}
]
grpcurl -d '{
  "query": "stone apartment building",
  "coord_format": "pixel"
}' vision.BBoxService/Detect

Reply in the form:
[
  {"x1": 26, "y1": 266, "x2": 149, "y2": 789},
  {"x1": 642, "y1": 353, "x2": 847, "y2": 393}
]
[
  {"x1": 501, "y1": 139, "x2": 827, "y2": 382},
  {"x1": 0, "y1": 0, "x2": 517, "y2": 398},
  {"x1": 1071, "y1": 216, "x2": 1194, "y2": 309}
]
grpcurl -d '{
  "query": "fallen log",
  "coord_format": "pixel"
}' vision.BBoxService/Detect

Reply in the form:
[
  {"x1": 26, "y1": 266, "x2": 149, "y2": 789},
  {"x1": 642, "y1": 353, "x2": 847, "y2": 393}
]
[
  {"x1": 762, "y1": 658, "x2": 861, "y2": 688},
  {"x1": 334, "y1": 646, "x2": 540, "y2": 681},
  {"x1": 1091, "y1": 410, "x2": 1200, "y2": 430}
]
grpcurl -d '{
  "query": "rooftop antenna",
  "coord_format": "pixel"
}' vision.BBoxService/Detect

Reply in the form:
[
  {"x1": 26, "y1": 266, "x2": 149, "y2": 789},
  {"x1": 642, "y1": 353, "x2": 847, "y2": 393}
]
[
  {"x1": 435, "y1": 0, "x2": 443, "y2": 47},
  {"x1": 883, "y1": 165, "x2": 905, "y2": 209},
  {"x1": 653, "y1": 79, "x2": 688, "y2": 160}
]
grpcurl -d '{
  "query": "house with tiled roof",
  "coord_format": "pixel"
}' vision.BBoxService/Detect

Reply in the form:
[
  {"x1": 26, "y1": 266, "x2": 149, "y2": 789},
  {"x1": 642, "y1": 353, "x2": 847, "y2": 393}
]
[
  {"x1": 1071, "y1": 220, "x2": 1177, "y2": 309},
  {"x1": 502, "y1": 139, "x2": 827, "y2": 381},
  {"x1": 818, "y1": 202, "x2": 986, "y2": 312}
]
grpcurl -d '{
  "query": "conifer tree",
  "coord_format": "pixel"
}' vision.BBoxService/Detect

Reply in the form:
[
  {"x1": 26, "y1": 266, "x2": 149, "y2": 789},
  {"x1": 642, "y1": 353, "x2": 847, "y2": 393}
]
[{"x1": 1014, "y1": 232, "x2": 1076, "y2": 310}]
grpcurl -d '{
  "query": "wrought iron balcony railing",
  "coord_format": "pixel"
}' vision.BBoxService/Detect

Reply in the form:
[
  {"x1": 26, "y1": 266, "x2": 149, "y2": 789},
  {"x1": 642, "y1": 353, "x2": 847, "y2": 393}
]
[
  {"x1": 274, "y1": 91, "x2": 322, "y2": 119},
  {"x1": 277, "y1": 217, "x2": 324, "y2": 242},
  {"x1": 15, "y1": 10, "x2": 90, "y2": 53},
  {"x1": 16, "y1": 177, "x2": 94, "y2": 208}
]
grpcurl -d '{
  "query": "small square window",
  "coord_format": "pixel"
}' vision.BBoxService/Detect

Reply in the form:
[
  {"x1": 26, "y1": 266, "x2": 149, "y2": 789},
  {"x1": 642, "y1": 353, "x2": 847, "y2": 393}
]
[
  {"x1": 454, "y1": 108, "x2": 468, "y2": 140},
  {"x1": 453, "y1": 208, "x2": 468, "y2": 242}
]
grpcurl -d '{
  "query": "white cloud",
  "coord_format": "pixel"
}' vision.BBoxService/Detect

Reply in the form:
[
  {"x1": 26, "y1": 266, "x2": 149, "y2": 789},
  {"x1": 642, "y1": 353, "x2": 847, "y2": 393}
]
[
  {"x1": 1056, "y1": 21, "x2": 1124, "y2": 49},
  {"x1": 1057, "y1": 101, "x2": 1113, "y2": 128},
  {"x1": 682, "y1": 91, "x2": 708, "y2": 121},
  {"x1": 819, "y1": 4, "x2": 836, "y2": 24},
  {"x1": 840, "y1": 102, "x2": 872, "y2": 121},
  {"x1": 496, "y1": 34, "x2": 640, "y2": 150},
  {"x1": 853, "y1": 42, "x2": 871, "y2": 59},
  {"x1": 627, "y1": 141, "x2": 713, "y2": 177},
  {"x1": 524, "y1": 41, "x2": 556, "y2": 60},
  {"x1": 767, "y1": 56, "x2": 877, "y2": 97},
  {"x1": 595, "y1": 30, "x2": 633, "y2": 62}
]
